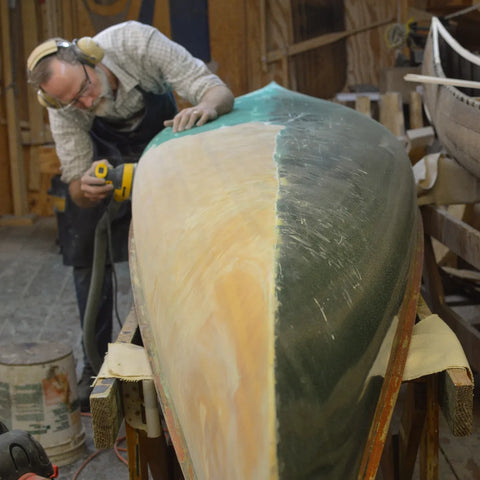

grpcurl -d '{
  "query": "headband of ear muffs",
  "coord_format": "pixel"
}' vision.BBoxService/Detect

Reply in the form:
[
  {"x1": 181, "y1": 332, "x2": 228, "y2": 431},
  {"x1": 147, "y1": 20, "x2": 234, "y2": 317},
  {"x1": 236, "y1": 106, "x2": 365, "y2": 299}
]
[{"x1": 27, "y1": 37, "x2": 104, "y2": 109}]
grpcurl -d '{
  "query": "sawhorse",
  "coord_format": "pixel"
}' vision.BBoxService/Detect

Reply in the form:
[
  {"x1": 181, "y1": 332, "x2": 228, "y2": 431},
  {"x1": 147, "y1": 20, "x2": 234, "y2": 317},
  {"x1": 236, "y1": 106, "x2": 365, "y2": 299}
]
[
  {"x1": 380, "y1": 297, "x2": 473, "y2": 480},
  {"x1": 90, "y1": 310, "x2": 182, "y2": 480}
]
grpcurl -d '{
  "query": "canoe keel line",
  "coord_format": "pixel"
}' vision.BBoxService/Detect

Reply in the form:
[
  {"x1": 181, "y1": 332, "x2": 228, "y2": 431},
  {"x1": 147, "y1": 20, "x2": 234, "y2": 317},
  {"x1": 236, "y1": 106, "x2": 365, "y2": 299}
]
[{"x1": 129, "y1": 84, "x2": 423, "y2": 479}]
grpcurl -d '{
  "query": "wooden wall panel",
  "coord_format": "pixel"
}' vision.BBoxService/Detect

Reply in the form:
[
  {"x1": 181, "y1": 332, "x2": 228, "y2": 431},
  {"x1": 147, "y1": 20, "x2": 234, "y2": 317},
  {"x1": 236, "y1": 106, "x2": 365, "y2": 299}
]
[
  {"x1": 0, "y1": 121, "x2": 12, "y2": 215},
  {"x1": 152, "y1": 0, "x2": 171, "y2": 37},
  {"x1": 32, "y1": 0, "x2": 172, "y2": 41},
  {"x1": 245, "y1": 0, "x2": 268, "y2": 92},
  {"x1": 21, "y1": 0, "x2": 44, "y2": 141},
  {"x1": 74, "y1": 3, "x2": 96, "y2": 37},
  {"x1": 43, "y1": 0, "x2": 61, "y2": 38},
  {"x1": 290, "y1": 0, "x2": 346, "y2": 98},
  {"x1": 76, "y1": 0, "x2": 139, "y2": 34},
  {"x1": 61, "y1": 0, "x2": 79, "y2": 40},
  {"x1": 425, "y1": 0, "x2": 472, "y2": 14},
  {"x1": 244, "y1": 0, "x2": 349, "y2": 98},
  {"x1": 22, "y1": 0, "x2": 47, "y2": 193},
  {"x1": 244, "y1": 0, "x2": 294, "y2": 93},
  {"x1": 208, "y1": 0, "x2": 248, "y2": 96},
  {"x1": 345, "y1": 0, "x2": 397, "y2": 90},
  {"x1": 265, "y1": 0, "x2": 291, "y2": 53},
  {"x1": 0, "y1": 1, "x2": 28, "y2": 217},
  {"x1": 266, "y1": 0, "x2": 294, "y2": 88}
]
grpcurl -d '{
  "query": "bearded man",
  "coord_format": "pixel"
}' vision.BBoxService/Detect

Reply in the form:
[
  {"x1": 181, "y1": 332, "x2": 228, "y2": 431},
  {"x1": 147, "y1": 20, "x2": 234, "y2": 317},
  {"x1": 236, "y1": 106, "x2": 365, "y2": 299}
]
[{"x1": 27, "y1": 21, "x2": 234, "y2": 411}]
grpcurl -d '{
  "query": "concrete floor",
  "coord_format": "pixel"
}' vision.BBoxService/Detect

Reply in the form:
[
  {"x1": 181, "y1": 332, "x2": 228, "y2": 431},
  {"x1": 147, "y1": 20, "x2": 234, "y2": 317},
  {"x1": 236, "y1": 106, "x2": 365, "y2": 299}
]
[
  {"x1": 0, "y1": 216, "x2": 131, "y2": 479},
  {"x1": 1, "y1": 216, "x2": 479, "y2": 479}
]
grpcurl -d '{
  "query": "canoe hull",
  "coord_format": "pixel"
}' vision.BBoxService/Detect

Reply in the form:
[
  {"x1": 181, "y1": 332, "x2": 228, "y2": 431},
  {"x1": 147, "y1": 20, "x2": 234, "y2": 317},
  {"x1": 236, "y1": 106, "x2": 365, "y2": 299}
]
[
  {"x1": 130, "y1": 84, "x2": 422, "y2": 479},
  {"x1": 422, "y1": 17, "x2": 480, "y2": 178}
]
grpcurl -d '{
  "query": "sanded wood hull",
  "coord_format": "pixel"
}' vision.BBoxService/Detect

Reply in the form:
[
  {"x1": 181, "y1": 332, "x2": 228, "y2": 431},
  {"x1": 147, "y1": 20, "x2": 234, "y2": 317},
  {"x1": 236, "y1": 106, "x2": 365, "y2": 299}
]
[
  {"x1": 129, "y1": 84, "x2": 422, "y2": 480},
  {"x1": 422, "y1": 16, "x2": 480, "y2": 178}
]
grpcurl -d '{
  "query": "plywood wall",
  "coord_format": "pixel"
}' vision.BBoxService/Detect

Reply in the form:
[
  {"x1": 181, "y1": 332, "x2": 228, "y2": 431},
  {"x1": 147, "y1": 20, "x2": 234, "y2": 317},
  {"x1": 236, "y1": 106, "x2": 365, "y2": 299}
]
[
  {"x1": 208, "y1": 0, "x2": 248, "y2": 95},
  {"x1": 345, "y1": 0, "x2": 397, "y2": 90},
  {"x1": 212, "y1": 0, "x2": 350, "y2": 98}
]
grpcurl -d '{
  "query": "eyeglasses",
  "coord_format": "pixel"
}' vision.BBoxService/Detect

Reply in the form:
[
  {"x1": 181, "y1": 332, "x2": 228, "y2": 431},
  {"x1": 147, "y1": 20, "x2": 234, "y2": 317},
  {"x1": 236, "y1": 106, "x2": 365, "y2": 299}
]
[{"x1": 60, "y1": 63, "x2": 91, "y2": 110}]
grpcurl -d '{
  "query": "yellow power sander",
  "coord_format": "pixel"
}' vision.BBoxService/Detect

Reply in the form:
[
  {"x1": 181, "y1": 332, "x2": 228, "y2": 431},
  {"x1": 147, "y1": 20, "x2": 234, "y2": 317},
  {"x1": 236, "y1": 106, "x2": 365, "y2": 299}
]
[{"x1": 94, "y1": 161, "x2": 136, "y2": 202}]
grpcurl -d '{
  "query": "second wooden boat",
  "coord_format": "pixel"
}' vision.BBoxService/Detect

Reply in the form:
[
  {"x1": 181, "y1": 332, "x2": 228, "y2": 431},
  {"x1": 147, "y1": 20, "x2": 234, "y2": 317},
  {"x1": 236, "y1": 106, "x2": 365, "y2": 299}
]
[
  {"x1": 129, "y1": 83, "x2": 423, "y2": 479},
  {"x1": 422, "y1": 16, "x2": 480, "y2": 178}
]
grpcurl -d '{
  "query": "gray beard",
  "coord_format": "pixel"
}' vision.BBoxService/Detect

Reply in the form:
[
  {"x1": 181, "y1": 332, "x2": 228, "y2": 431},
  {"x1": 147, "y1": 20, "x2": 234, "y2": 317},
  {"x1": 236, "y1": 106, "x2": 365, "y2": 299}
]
[
  {"x1": 91, "y1": 96, "x2": 116, "y2": 116},
  {"x1": 90, "y1": 67, "x2": 115, "y2": 116}
]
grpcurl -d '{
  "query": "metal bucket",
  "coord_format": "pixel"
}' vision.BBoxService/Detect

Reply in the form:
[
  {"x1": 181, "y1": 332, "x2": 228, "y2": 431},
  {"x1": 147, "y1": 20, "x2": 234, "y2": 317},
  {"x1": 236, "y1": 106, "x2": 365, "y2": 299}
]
[{"x1": 0, "y1": 342, "x2": 86, "y2": 466}]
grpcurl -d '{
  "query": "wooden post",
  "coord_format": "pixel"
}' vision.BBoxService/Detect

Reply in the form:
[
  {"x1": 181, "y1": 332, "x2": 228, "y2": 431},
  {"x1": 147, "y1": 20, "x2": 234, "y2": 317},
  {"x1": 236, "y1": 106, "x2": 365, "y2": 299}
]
[
  {"x1": 409, "y1": 91, "x2": 424, "y2": 130},
  {"x1": 355, "y1": 96, "x2": 371, "y2": 117},
  {"x1": 420, "y1": 375, "x2": 439, "y2": 480},
  {"x1": 125, "y1": 422, "x2": 149, "y2": 480},
  {"x1": 379, "y1": 92, "x2": 405, "y2": 138},
  {"x1": 21, "y1": 0, "x2": 46, "y2": 193},
  {"x1": 125, "y1": 422, "x2": 172, "y2": 480},
  {"x1": 0, "y1": 1, "x2": 30, "y2": 220},
  {"x1": 398, "y1": 382, "x2": 427, "y2": 480}
]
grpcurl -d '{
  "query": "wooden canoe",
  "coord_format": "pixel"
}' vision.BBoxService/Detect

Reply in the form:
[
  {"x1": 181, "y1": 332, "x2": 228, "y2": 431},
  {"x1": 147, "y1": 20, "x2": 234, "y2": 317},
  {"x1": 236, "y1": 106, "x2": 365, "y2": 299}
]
[
  {"x1": 422, "y1": 16, "x2": 480, "y2": 178},
  {"x1": 129, "y1": 83, "x2": 423, "y2": 480}
]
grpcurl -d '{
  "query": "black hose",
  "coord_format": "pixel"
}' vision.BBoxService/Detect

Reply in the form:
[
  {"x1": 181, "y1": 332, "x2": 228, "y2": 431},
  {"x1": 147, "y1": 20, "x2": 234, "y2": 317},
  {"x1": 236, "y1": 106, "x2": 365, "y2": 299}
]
[{"x1": 83, "y1": 200, "x2": 120, "y2": 375}]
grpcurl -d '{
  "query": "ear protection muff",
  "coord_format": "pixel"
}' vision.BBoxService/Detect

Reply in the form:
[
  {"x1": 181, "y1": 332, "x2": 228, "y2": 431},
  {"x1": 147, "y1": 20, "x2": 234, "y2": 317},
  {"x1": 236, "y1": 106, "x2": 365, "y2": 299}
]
[
  {"x1": 27, "y1": 37, "x2": 104, "y2": 108},
  {"x1": 73, "y1": 37, "x2": 104, "y2": 68}
]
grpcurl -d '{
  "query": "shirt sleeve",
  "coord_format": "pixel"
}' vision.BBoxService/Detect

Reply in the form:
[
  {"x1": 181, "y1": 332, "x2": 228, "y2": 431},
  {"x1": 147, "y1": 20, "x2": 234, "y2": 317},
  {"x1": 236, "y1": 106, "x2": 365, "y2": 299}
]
[
  {"x1": 48, "y1": 109, "x2": 95, "y2": 183},
  {"x1": 142, "y1": 28, "x2": 226, "y2": 105},
  {"x1": 99, "y1": 21, "x2": 226, "y2": 105}
]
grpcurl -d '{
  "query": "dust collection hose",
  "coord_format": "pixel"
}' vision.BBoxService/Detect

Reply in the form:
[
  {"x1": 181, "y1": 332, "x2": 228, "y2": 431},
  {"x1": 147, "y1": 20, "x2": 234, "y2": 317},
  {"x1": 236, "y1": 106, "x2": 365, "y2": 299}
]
[{"x1": 83, "y1": 199, "x2": 120, "y2": 375}]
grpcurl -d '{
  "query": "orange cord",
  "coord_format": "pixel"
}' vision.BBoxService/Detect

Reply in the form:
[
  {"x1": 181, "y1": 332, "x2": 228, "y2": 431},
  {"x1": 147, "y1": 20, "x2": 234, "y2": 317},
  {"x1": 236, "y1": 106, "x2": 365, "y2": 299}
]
[
  {"x1": 113, "y1": 435, "x2": 128, "y2": 465},
  {"x1": 72, "y1": 449, "x2": 105, "y2": 480},
  {"x1": 71, "y1": 412, "x2": 128, "y2": 478}
]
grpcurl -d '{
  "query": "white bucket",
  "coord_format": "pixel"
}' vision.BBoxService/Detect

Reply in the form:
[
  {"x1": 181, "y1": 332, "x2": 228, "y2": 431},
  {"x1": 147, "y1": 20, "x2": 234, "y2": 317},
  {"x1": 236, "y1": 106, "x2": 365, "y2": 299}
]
[{"x1": 0, "y1": 342, "x2": 86, "y2": 466}]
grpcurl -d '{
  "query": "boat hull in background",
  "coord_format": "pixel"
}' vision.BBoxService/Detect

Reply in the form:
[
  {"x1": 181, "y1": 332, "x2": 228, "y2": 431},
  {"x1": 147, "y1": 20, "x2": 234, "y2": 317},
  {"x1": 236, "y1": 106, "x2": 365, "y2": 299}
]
[{"x1": 422, "y1": 16, "x2": 480, "y2": 178}]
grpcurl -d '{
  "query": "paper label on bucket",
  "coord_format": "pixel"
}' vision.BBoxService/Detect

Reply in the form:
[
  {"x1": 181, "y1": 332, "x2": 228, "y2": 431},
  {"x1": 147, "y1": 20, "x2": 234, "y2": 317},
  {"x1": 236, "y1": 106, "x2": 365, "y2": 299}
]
[
  {"x1": 12, "y1": 368, "x2": 78, "y2": 443},
  {"x1": 14, "y1": 383, "x2": 46, "y2": 433},
  {"x1": 0, "y1": 381, "x2": 12, "y2": 428}
]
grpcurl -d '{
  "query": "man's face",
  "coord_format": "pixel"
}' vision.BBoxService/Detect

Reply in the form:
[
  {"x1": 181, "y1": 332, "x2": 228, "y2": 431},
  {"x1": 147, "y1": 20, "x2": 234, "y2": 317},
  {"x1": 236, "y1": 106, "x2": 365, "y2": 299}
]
[{"x1": 41, "y1": 58, "x2": 103, "y2": 111}]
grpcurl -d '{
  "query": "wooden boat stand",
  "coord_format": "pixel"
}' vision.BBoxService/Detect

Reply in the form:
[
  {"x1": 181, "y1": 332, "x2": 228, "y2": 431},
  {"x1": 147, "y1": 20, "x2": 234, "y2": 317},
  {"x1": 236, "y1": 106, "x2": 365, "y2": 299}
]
[
  {"x1": 90, "y1": 296, "x2": 473, "y2": 480},
  {"x1": 90, "y1": 310, "x2": 183, "y2": 480},
  {"x1": 422, "y1": 204, "x2": 480, "y2": 374},
  {"x1": 379, "y1": 297, "x2": 473, "y2": 480}
]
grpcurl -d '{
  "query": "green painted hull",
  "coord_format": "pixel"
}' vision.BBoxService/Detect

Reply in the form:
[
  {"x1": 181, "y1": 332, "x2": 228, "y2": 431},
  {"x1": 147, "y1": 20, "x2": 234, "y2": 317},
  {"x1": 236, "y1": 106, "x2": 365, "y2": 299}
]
[{"x1": 131, "y1": 83, "x2": 422, "y2": 479}]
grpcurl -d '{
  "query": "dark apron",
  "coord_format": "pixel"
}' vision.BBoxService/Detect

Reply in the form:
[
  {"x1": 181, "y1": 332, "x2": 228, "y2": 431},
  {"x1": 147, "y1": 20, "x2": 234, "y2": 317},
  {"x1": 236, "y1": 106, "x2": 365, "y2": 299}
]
[{"x1": 54, "y1": 89, "x2": 177, "y2": 267}]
